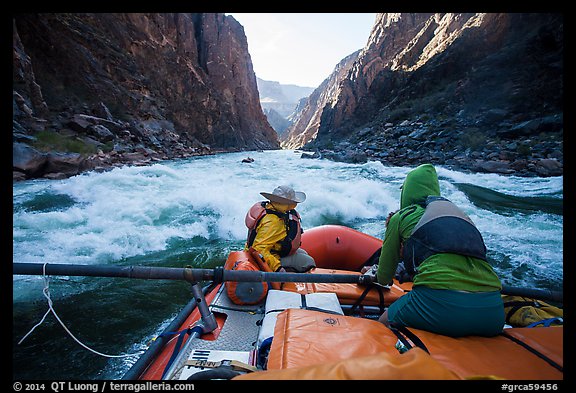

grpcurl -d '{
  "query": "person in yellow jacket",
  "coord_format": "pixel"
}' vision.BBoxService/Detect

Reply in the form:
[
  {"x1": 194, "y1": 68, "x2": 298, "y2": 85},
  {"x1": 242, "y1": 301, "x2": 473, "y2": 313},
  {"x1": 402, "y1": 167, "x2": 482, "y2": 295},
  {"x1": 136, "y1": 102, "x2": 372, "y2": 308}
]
[{"x1": 245, "y1": 185, "x2": 316, "y2": 273}]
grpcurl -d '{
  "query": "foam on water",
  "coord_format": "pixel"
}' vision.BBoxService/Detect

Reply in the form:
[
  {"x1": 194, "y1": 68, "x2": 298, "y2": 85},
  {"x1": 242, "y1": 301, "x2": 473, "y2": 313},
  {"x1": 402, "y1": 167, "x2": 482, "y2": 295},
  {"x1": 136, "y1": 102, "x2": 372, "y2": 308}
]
[
  {"x1": 14, "y1": 151, "x2": 393, "y2": 268},
  {"x1": 13, "y1": 150, "x2": 562, "y2": 290},
  {"x1": 12, "y1": 150, "x2": 563, "y2": 380}
]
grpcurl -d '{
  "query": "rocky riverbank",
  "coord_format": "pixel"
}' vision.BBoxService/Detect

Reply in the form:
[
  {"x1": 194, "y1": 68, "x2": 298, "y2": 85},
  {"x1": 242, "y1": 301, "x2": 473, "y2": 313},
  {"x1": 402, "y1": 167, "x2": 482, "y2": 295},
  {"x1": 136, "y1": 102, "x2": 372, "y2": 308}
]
[
  {"x1": 302, "y1": 111, "x2": 563, "y2": 177},
  {"x1": 14, "y1": 104, "x2": 563, "y2": 182},
  {"x1": 12, "y1": 109, "x2": 219, "y2": 182}
]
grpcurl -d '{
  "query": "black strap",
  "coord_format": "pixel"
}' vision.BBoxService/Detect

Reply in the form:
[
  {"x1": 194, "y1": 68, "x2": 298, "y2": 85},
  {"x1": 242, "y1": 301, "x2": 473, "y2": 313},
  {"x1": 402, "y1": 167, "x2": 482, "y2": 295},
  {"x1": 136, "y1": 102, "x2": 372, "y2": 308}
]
[
  {"x1": 388, "y1": 324, "x2": 430, "y2": 354},
  {"x1": 347, "y1": 286, "x2": 369, "y2": 315},
  {"x1": 500, "y1": 331, "x2": 563, "y2": 373},
  {"x1": 503, "y1": 300, "x2": 542, "y2": 308},
  {"x1": 377, "y1": 286, "x2": 385, "y2": 313},
  {"x1": 187, "y1": 367, "x2": 241, "y2": 380},
  {"x1": 212, "y1": 266, "x2": 224, "y2": 284},
  {"x1": 390, "y1": 326, "x2": 413, "y2": 351},
  {"x1": 347, "y1": 285, "x2": 386, "y2": 315},
  {"x1": 161, "y1": 326, "x2": 202, "y2": 379},
  {"x1": 265, "y1": 307, "x2": 342, "y2": 316},
  {"x1": 357, "y1": 248, "x2": 381, "y2": 271}
]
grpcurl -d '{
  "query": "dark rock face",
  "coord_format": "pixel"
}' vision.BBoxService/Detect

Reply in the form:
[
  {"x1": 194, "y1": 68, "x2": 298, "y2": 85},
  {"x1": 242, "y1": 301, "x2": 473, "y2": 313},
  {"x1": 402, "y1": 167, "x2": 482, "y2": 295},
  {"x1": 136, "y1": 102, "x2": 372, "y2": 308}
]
[
  {"x1": 286, "y1": 13, "x2": 563, "y2": 177},
  {"x1": 13, "y1": 13, "x2": 279, "y2": 181},
  {"x1": 282, "y1": 50, "x2": 361, "y2": 149}
]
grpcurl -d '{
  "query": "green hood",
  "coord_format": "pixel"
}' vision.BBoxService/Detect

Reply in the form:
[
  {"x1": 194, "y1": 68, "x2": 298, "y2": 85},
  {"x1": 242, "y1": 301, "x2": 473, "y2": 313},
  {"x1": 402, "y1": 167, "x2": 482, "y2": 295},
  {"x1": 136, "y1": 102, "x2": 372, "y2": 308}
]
[{"x1": 400, "y1": 164, "x2": 441, "y2": 209}]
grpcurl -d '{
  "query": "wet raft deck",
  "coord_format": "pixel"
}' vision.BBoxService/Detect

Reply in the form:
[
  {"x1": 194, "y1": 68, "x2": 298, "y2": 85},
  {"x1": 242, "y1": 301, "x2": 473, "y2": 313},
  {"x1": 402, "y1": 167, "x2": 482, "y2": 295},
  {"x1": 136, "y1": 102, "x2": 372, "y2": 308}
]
[{"x1": 172, "y1": 285, "x2": 264, "y2": 379}]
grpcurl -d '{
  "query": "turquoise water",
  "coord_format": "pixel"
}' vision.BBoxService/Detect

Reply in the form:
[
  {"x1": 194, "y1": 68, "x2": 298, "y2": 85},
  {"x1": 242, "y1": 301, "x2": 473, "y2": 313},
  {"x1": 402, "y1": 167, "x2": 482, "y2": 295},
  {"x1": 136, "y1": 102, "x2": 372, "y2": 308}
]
[{"x1": 12, "y1": 150, "x2": 563, "y2": 379}]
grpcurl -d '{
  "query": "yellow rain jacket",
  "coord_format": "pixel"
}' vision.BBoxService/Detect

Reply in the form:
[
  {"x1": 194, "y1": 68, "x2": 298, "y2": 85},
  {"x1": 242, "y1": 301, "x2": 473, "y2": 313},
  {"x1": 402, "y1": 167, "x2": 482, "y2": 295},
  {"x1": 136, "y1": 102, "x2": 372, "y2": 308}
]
[{"x1": 245, "y1": 202, "x2": 297, "y2": 272}]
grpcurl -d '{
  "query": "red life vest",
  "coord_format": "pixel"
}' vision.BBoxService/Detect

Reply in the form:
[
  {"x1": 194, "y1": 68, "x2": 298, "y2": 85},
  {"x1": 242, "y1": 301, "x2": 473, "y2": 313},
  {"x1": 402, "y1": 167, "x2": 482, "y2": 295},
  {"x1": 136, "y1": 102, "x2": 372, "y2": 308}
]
[{"x1": 245, "y1": 201, "x2": 303, "y2": 257}]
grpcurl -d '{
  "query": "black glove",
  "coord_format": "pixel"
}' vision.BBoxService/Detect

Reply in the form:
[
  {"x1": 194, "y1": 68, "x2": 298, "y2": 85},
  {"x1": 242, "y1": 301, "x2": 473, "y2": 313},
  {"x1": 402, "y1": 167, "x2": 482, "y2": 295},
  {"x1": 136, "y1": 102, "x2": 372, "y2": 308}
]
[{"x1": 394, "y1": 261, "x2": 413, "y2": 283}]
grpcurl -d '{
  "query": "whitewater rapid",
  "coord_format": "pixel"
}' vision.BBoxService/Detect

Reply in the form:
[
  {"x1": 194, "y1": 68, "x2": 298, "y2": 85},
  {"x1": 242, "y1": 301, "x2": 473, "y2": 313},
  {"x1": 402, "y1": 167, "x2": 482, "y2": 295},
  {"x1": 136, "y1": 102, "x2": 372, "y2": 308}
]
[
  {"x1": 12, "y1": 149, "x2": 563, "y2": 380},
  {"x1": 13, "y1": 149, "x2": 563, "y2": 289}
]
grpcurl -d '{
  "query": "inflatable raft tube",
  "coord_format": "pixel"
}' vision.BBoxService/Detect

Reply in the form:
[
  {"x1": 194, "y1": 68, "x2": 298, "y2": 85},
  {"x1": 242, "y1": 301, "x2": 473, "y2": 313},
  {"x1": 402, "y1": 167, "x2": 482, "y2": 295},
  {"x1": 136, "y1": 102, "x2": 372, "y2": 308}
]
[{"x1": 300, "y1": 225, "x2": 382, "y2": 271}]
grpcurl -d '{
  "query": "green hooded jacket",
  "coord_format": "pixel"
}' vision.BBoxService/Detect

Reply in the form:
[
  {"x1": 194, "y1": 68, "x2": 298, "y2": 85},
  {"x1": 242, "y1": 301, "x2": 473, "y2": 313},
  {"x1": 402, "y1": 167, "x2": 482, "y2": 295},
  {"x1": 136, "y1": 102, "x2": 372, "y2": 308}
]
[{"x1": 377, "y1": 164, "x2": 502, "y2": 292}]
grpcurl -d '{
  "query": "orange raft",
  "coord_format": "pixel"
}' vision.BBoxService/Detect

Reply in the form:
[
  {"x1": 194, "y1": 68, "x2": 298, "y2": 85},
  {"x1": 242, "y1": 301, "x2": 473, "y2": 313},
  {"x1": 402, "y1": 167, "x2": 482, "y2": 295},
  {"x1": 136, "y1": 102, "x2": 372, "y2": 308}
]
[
  {"x1": 223, "y1": 225, "x2": 412, "y2": 307},
  {"x1": 132, "y1": 225, "x2": 562, "y2": 380},
  {"x1": 244, "y1": 308, "x2": 563, "y2": 380}
]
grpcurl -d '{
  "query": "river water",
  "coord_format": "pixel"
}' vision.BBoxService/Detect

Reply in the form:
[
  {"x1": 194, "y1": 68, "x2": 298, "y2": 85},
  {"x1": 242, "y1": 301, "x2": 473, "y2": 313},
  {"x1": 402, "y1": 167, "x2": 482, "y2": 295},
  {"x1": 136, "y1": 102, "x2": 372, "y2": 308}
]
[{"x1": 12, "y1": 149, "x2": 563, "y2": 380}]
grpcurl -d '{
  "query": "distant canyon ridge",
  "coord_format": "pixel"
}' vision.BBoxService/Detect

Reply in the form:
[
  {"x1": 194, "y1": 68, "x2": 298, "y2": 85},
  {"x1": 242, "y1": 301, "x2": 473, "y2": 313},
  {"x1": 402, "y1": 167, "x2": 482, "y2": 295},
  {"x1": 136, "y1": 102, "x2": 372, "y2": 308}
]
[
  {"x1": 257, "y1": 77, "x2": 314, "y2": 137},
  {"x1": 13, "y1": 13, "x2": 563, "y2": 181}
]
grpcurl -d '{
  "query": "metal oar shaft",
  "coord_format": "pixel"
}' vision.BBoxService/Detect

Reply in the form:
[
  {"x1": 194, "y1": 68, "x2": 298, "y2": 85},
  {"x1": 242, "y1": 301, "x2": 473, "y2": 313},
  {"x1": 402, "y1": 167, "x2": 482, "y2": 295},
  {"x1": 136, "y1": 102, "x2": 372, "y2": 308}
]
[
  {"x1": 13, "y1": 263, "x2": 211, "y2": 281},
  {"x1": 12, "y1": 263, "x2": 367, "y2": 284},
  {"x1": 13, "y1": 264, "x2": 563, "y2": 302},
  {"x1": 225, "y1": 270, "x2": 363, "y2": 283}
]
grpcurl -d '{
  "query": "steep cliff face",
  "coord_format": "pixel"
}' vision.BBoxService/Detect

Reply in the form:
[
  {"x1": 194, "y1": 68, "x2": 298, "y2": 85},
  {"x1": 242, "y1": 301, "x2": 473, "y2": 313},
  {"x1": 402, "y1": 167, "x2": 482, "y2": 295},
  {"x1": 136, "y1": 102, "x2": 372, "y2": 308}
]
[
  {"x1": 281, "y1": 50, "x2": 360, "y2": 149},
  {"x1": 321, "y1": 13, "x2": 561, "y2": 136},
  {"x1": 13, "y1": 13, "x2": 279, "y2": 180},
  {"x1": 286, "y1": 13, "x2": 563, "y2": 176}
]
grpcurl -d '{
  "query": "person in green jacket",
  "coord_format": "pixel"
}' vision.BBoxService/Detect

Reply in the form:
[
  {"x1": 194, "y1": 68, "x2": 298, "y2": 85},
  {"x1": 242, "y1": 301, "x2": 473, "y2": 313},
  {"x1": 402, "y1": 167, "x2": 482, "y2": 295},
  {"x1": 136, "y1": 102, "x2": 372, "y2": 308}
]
[{"x1": 370, "y1": 164, "x2": 505, "y2": 337}]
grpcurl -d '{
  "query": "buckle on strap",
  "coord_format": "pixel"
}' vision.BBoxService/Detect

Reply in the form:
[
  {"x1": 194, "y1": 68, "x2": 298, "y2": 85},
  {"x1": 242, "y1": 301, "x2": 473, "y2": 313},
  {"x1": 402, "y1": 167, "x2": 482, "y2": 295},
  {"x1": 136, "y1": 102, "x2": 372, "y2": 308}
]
[{"x1": 185, "y1": 359, "x2": 258, "y2": 373}]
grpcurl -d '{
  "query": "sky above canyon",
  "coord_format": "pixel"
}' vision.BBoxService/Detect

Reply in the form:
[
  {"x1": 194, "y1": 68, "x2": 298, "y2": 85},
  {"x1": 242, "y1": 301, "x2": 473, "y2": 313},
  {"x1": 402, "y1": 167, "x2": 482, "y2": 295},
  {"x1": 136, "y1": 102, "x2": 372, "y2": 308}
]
[{"x1": 227, "y1": 13, "x2": 377, "y2": 88}]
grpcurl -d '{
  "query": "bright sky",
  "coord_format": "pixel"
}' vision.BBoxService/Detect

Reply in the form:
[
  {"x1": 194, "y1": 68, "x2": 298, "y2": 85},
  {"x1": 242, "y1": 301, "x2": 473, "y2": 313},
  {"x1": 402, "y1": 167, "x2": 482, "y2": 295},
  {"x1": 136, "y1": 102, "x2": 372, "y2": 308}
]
[{"x1": 227, "y1": 13, "x2": 377, "y2": 88}]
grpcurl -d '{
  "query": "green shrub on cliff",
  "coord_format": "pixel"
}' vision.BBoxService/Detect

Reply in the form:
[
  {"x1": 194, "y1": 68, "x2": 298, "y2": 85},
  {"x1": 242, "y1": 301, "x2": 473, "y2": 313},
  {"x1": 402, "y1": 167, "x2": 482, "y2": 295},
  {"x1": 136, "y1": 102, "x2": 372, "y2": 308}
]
[{"x1": 32, "y1": 130, "x2": 99, "y2": 155}]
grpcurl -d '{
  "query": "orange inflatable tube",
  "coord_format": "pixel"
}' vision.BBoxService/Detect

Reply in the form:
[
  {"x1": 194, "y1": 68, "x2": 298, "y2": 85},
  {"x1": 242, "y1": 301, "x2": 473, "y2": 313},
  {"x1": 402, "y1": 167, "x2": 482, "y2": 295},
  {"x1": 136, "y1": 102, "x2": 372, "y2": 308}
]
[
  {"x1": 280, "y1": 268, "x2": 411, "y2": 306},
  {"x1": 300, "y1": 225, "x2": 383, "y2": 271},
  {"x1": 234, "y1": 347, "x2": 461, "y2": 380},
  {"x1": 266, "y1": 308, "x2": 563, "y2": 380},
  {"x1": 266, "y1": 308, "x2": 399, "y2": 370},
  {"x1": 224, "y1": 226, "x2": 412, "y2": 306},
  {"x1": 283, "y1": 225, "x2": 412, "y2": 304},
  {"x1": 224, "y1": 251, "x2": 270, "y2": 304}
]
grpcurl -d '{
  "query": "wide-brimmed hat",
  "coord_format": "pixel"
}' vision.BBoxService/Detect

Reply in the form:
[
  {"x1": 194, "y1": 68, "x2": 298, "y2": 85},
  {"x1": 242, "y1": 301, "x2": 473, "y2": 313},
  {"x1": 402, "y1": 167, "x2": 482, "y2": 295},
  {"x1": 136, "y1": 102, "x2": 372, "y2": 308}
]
[{"x1": 260, "y1": 185, "x2": 306, "y2": 204}]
